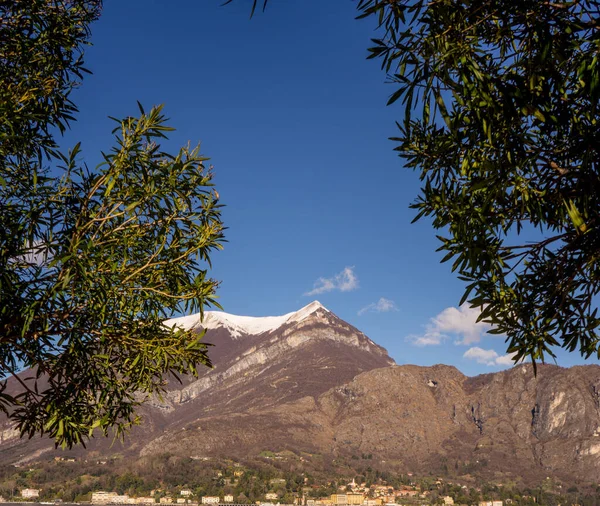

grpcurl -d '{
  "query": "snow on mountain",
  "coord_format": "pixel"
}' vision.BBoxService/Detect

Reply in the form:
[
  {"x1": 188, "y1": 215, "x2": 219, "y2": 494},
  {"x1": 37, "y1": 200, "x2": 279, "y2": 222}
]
[{"x1": 165, "y1": 300, "x2": 329, "y2": 338}]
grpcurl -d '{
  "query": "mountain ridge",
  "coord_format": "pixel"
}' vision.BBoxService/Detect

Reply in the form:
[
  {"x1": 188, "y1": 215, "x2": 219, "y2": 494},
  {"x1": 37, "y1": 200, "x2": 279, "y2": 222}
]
[
  {"x1": 2, "y1": 303, "x2": 600, "y2": 487},
  {"x1": 165, "y1": 300, "x2": 332, "y2": 338}
]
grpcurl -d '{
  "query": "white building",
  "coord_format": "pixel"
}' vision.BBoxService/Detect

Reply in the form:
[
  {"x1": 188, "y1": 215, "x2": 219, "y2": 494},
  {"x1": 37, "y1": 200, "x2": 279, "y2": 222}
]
[
  {"x1": 202, "y1": 497, "x2": 220, "y2": 504},
  {"x1": 91, "y1": 492, "x2": 133, "y2": 504},
  {"x1": 266, "y1": 493, "x2": 279, "y2": 501},
  {"x1": 224, "y1": 496, "x2": 234, "y2": 503},
  {"x1": 92, "y1": 492, "x2": 117, "y2": 504},
  {"x1": 21, "y1": 489, "x2": 41, "y2": 499},
  {"x1": 443, "y1": 497, "x2": 454, "y2": 505},
  {"x1": 180, "y1": 491, "x2": 193, "y2": 497}
]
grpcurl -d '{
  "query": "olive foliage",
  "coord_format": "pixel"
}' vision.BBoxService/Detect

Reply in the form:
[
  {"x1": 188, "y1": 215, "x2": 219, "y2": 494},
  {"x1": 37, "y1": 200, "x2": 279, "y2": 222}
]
[
  {"x1": 356, "y1": 0, "x2": 600, "y2": 365},
  {"x1": 0, "y1": 0, "x2": 224, "y2": 447}
]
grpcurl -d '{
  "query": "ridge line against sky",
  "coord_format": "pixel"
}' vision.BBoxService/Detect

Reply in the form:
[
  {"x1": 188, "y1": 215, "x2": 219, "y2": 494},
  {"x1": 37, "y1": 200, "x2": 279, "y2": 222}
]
[{"x1": 60, "y1": 0, "x2": 596, "y2": 375}]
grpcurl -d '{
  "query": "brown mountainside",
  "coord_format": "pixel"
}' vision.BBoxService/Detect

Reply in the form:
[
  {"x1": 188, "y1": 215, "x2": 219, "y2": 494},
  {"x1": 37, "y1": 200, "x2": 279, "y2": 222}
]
[{"x1": 1, "y1": 302, "x2": 600, "y2": 486}]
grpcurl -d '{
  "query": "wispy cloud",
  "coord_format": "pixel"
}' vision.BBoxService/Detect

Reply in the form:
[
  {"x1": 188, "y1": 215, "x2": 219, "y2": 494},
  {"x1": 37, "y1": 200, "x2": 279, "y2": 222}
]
[
  {"x1": 407, "y1": 304, "x2": 493, "y2": 347},
  {"x1": 358, "y1": 297, "x2": 398, "y2": 316},
  {"x1": 463, "y1": 347, "x2": 515, "y2": 367},
  {"x1": 304, "y1": 266, "x2": 358, "y2": 296}
]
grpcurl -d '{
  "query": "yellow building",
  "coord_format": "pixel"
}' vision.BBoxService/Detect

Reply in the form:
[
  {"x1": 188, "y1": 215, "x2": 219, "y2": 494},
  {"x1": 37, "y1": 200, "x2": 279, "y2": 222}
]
[
  {"x1": 330, "y1": 495, "x2": 346, "y2": 505},
  {"x1": 347, "y1": 494, "x2": 364, "y2": 505}
]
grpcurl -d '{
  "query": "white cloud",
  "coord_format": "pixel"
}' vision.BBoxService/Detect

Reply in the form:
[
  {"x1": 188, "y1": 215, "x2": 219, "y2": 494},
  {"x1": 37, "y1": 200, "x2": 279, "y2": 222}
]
[
  {"x1": 304, "y1": 266, "x2": 358, "y2": 296},
  {"x1": 358, "y1": 297, "x2": 398, "y2": 316},
  {"x1": 463, "y1": 347, "x2": 499, "y2": 365},
  {"x1": 336, "y1": 266, "x2": 359, "y2": 292},
  {"x1": 463, "y1": 347, "x2": 516, "y2": 367},
  {"x1": 407, "y1": 303, "x2": 493, "y2": 347},
  {"x1": 412, "y1": 332, "x2": 445, "y2": 347},
  {"x1": 494, "y1": 353, "x2": 517, "y2": 366}
]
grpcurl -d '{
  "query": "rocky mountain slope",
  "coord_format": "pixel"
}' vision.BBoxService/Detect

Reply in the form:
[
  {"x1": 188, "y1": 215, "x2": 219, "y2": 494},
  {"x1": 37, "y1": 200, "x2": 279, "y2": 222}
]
[
  {"x1": 132, "y1": 362, "x2": 600, "y2": 486},
  {"x1": 0, "y1": 301, "x2": 393, "y2": 460},
  {"x1": 2, "y1": 302, "x2": 600, "y2": 486}
]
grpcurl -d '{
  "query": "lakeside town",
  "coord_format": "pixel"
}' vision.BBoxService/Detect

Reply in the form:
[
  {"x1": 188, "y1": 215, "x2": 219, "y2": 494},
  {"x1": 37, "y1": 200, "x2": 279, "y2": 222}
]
[
  {"x1": 0, "y1": 452, "x2": 592, "y2": 506},
  {"x1": 0, "y1": 477, "x2": 541, "y2": 506},
  {"x1": 0, "y1": 484, "x2": 506, "y2": 506},
  {"x1": 1, "y1": 449, "x2": 593, "y2": 506}
]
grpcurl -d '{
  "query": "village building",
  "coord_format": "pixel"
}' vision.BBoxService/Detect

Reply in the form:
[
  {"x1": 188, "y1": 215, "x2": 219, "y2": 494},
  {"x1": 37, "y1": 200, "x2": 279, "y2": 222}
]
[
  {"x1": 397, "y1": 490, "x2": 418, "y2": 498},
  {"x1": 135, "y1": 498, "x2": 155, "y2": 504},
  {"x1": 363, "y1": 499, "x2": 382, "y2": 506},
  {"x1": 91, "y1": 492, "x2": 117, "y2": 504},
  {"x1": 21, "y1": 489, "x2": 41, "y2": 499},
  {"x1": 91, "y1": 492, "x2": 134, "y2": 504},
  {"x1": 371, "y1": 486, "x2": 392, "y2": 497},
  {"x1": 330, "y1": 494, "x2": 347, "y2": 505},
  {"x1": 346, "y1": 493, "x2": 364, "y2": 505}
]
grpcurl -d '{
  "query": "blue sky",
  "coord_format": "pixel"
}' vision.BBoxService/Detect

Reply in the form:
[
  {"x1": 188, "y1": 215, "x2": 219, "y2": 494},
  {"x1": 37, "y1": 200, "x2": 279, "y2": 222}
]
[{"x1": 61, "y1": 0, "x2": 598, "y2": 376}]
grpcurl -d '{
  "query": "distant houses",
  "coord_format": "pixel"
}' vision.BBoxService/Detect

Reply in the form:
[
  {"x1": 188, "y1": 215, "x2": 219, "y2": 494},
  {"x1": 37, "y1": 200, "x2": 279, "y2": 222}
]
[
  {"x1": 91, "y1": 492, "x2": 164, "y2": 505},
  {"x1": 90, "y1": 492, "x2": 205, "y2": 505},
  {"x1": 92, "y1": 492, "x2": 136, "y2": 504},
  {"x1": 84, "y1": 484, "x2": 505, "y2": 506},
  {"x1": 136, "y1": 498, "x2": 155, "y2": 505}
]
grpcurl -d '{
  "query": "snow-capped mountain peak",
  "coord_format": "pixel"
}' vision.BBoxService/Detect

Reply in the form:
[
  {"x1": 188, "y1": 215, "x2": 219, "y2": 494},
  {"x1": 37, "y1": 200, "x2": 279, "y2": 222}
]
[{"x1": 165, "y1": 300, "x2": 329, "y2": 338}]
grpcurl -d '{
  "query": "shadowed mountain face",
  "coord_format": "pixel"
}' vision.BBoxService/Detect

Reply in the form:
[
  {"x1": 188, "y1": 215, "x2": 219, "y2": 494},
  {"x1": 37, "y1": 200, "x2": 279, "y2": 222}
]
[
  {"x1": 0, "y1": 302, "x2": 393, "y2": 459},
  {"x1": 158, "y1": 301, "x2": 395, "y2": 416},
  {"x1": 2, "y1": 302, "x2": 600, "y2": 486}
]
